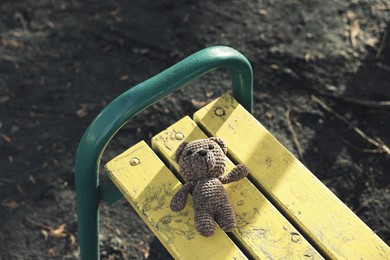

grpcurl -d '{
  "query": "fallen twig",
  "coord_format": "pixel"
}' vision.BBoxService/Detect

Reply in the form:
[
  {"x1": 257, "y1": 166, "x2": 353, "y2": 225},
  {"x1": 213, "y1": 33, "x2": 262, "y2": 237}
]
[
  {"x1": 376, "y1": 29, "x2": 387, "y2": 59},
  {"x1": 341, "y1": 138, "x2": 384, "y2": 154},
  {"x1": 377, "y1": 62, "x2": 390, "y2": 72},
  {"x1": 376, "y1": 4, "x2": 390, "y2": 11},
  {"x1": 350, "y1": 20, "x2": 360, "y2": 49},
  {"x1": 318, "y1": 92, "x2": 390, "y2": 110},
  {"x1": 311, "y1": 95, "x2": 390, "y2": 156},
  {"x1": 353, "y1": 197, "x2": 373, "y2": 214},
  {"x1": 285, "y1": 107, "x2": 306, "y2": 164},
  {"x1": 24, "y1": 215, "x2": 51, "y2": 230}
]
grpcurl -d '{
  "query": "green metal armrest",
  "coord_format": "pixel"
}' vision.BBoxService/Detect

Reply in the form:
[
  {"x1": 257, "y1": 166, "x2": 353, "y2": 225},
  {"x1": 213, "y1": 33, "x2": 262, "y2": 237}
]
[{"x1": 75, "y1": 46, "x2": 253, "y2": 259}]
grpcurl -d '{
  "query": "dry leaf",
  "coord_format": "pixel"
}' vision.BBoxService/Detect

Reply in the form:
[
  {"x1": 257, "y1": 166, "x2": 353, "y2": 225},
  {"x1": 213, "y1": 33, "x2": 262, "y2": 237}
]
[
  {"x1": 345, "y1": 10, "x2": 356, "y2": 21},
  {"x1": 190, "y1": 99, "x2": 207, "y2": 108},
  {"x1": 205, "y1": 90, "x2": 214, "y2": 98},
  {"x1": 142, "y1": 246, "x2": 150, "y2": 259},
  {"x1": 1, "y1": 199, "x2": 19, "y2": 209},
  {"x1": 258, "y1": 9, "x2": 267, "y2": 15},
  {"x1": 10, "y1": 31, "x2": 22, "y2": 37},
  {"x1": 51, "y1": 159, "x2": 59, "y2": 166},
  {"x1": 16, "y1": 184, "x2": 25, "y2": 195},
  {"x1": 50, "y1": 224, "x2": 67, "y2": 239},
  {"x1": 119, "y1": 75, "x2": 129, "y2": 81},
  {"x1": 115, "y1": 227, "x2": 122, "y2": 236},
  {"x1": 363, "y1": 36, "x2": 378, "y2": 48},
  {"x1": 110, "y1": 8, "x2": 120, "y2": 16},
  {"x1": 0, "y1": 133, "x2": 12, "y2": 143},
  {"x1": 47, "y1": 248, "x2": 58, "y2": 257},
  {"x1": 3, "y1": 39, "x2": 22, "y2": 48},
  {"x1": 182, "y1": 14, "x2": 190, "y2": 23},
  {"x1": 304, "y1": 53, "x2": 314, "y2": 62},
  {"x1": 350, "y1": 20, "x2": 360, "y2": 49},
  {"x1": 29, "y1": 174, "x2": 36, "y2": 184},
  {"x1": 265, "y1": 111, "x2": 273, "y2": 119},
  {"x1": 76, "y1": 106, "x2": 88, "y2": 118},
  {"x1": 46, "y1": 21, "x2": 55, "y2": 28},
  {"x1": 376, "y1": 5, "x2": 390, "y2": 11},
  {"x1": 68, "y1": 233, "x2": 76, "y2": 246},
  {"x1": 42, "y1": 161, "x2": 48, "y2": 169},
  {"x1": 41, "y1": 229, "x2": 49, "y2": 241}
]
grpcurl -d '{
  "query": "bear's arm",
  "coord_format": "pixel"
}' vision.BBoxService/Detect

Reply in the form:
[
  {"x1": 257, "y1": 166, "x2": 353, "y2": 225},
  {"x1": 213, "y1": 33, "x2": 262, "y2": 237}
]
[
  {"x1": 170, "y1": 182, "x2": 194, "y2": 212},
  {"x1": 218, "y1": 164, "x2": 249, "y2": 184}
]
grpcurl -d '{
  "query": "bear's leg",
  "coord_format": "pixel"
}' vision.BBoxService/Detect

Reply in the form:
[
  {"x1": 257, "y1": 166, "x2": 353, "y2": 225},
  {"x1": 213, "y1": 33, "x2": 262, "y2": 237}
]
[
  {"x1": 194, "y1": 209, "x2": 215, "y2": 237},
  {"x1": 215, "y1": 204, "x2": 236, "y2": 232}
]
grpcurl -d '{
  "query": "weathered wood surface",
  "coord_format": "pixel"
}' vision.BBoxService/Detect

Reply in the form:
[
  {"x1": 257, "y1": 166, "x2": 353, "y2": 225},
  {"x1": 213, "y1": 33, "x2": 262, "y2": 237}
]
[
  {"x1": 105, "y1": 141, "x2": 247, "y2": 260},
  {"x1": 152, "y1": 116, "x2": 322, "y2": 259},
  {"x1": 104, "y1": 93, "x2": 390, "y2": 259},
  {"x1": 194, "y1": 94, "x2": 390, "y2": 259}
]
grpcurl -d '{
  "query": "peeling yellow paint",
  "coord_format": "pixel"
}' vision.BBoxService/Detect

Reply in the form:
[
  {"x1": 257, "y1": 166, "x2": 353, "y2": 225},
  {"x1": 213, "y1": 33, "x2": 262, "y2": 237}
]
[
  {"x1": 105, "y1": 141, "x2": 247, "y2": 260},
  {"x1": 152, "y1": 116, "x2": 322, "y2": 260}
]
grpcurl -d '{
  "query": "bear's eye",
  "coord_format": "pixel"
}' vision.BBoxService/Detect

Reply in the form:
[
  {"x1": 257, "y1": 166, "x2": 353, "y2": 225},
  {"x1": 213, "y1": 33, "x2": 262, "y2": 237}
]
[
  {"x1": 208, "y1": 144, "x2": 214, "y2": 150},
  {"x1": 186, "y1": 150, "x2": 193, "y2": 156}
]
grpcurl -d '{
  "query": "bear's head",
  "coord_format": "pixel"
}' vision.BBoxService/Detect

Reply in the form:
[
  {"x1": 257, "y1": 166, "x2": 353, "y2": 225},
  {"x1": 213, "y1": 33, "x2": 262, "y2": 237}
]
[{"x1": 175, "y1": 137, "x2": 227, "y2": 181}]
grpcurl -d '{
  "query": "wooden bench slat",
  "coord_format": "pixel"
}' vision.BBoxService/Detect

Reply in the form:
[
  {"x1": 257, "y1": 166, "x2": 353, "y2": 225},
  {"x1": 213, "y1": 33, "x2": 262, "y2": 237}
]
[
  {"x1": 194, "y1": 94, "x2": 390, "y2": 259},
  {"x1": 151, "y1": 116, "x2": 323, "y2": 260},
  {"x1": 105, "y1": 141, "x2": 247, "y2": 260}
]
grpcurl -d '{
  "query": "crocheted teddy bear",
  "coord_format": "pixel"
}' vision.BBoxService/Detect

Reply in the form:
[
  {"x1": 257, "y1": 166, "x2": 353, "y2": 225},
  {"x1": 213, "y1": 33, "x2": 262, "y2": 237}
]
[{"x1": 170, "y1": 137, "x2": 249, "y2": 237}]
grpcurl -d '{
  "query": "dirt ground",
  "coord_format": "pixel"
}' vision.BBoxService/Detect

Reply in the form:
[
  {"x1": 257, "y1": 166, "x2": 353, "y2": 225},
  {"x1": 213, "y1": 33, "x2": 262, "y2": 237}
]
[{"x1": 1, "y1": 0, "x2": 389, "y2": 259}]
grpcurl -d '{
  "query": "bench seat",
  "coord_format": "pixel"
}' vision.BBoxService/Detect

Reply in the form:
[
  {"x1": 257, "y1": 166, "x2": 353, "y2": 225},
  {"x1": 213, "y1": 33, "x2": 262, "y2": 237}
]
[{"x1": 104, "y1": 94, "x2": 390, "y2": 259}]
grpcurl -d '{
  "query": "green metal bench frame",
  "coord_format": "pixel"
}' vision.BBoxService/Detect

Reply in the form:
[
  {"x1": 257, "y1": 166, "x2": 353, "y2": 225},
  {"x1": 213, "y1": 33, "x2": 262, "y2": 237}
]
[{"x1": 75, "y1": 46, "x2": 253, "y2": 259}]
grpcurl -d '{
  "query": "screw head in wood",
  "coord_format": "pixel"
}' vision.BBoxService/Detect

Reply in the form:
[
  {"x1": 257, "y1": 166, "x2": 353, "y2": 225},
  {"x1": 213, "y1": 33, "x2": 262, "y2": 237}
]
[
  {"x1": 175, "y1": 132, "x2": 184, "y2": 140},
  {"x1": 130, "y1": 157, "x2": 140, "y2": 166},
  {"x1": 215, "y1": 107, "x2": 225, "y2": 116}
]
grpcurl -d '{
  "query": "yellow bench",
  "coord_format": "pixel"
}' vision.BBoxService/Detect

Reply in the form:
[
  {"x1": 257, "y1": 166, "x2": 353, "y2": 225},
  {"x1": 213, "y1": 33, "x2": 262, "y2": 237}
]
[
  {"x1": 105, "y1": 94, "x2": 390, "y2": 259},
  {"x1": 75, "y1": 46, "x2": 389, "y2": 259}
]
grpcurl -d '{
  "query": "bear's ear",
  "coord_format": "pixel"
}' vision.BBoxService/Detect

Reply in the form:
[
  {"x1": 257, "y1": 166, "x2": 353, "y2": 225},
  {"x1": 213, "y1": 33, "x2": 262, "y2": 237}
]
[
  {"x1": 175, "y1": 142, "x2": 188, "y2": 162},
  {"x1": 209, "y1": 137, "x2": 227, "y2": 154}
]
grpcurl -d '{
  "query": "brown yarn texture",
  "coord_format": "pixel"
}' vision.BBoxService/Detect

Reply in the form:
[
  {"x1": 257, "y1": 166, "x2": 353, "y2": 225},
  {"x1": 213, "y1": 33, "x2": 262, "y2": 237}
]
[{"x1": 170, "y1": 137, "x2": 249, "y2": 237}]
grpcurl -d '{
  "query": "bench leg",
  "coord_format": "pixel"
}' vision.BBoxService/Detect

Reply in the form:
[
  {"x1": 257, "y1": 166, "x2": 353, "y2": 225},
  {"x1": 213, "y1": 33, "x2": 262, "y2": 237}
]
[{"x1": 76, "y1": 191, "x2": 99, "y2": 260}]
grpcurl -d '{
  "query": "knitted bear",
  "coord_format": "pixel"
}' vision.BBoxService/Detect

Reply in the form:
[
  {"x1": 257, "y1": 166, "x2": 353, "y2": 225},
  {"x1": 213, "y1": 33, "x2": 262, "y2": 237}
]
[{"x1": 170, "y1": 137, "x2": 249, "y2": 237}]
